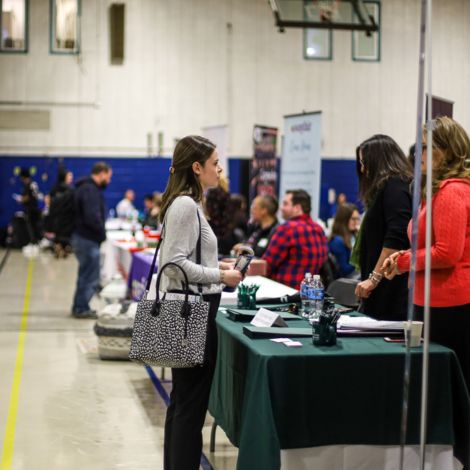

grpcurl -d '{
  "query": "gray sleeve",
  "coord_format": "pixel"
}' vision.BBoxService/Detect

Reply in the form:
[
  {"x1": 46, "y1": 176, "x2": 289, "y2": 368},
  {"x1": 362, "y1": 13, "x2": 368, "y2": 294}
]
[{"x1": 162, "y1": 197, "x2": 220, "y2": 284}]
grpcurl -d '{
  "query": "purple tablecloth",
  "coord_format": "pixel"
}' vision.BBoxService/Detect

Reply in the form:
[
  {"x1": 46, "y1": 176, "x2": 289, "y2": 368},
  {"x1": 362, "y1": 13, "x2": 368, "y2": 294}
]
[{"x1": 128, "y1": 251, "x2": 156, "y2": 301}]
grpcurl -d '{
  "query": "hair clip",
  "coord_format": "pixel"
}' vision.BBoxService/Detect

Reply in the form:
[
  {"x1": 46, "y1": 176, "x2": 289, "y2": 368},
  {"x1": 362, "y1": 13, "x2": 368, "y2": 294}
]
[{"x1": 169, "y1": 166, "x2": 175, "y2": 174}]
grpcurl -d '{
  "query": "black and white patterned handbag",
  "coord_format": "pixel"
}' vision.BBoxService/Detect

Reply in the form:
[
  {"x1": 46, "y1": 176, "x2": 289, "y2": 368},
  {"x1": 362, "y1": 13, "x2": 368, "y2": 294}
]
[{"x1": 129, "y1": 211, "x2": 210, "y2": 368}]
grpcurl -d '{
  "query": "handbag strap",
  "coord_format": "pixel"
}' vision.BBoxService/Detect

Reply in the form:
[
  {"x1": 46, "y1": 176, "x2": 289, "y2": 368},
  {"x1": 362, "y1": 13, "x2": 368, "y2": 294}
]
[
  {"x1": 144, "y1": 205, "x2": 203, "y2": 293},
  {"x1": 145, "y1": 235, "x2": 163, "y2": 291}
]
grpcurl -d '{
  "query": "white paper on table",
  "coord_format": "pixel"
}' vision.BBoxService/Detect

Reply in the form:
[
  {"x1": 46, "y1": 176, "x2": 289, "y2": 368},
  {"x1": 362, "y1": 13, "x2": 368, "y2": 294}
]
[{"x1": 338, "y1": 316, "x2": 404, "y2": 331}]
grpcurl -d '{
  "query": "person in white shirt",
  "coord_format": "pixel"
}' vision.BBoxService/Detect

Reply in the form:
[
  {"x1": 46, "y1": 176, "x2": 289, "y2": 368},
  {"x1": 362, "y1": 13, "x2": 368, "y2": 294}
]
[{"x1": 116, "y1": 189, "x2": 136, "y2": 218}]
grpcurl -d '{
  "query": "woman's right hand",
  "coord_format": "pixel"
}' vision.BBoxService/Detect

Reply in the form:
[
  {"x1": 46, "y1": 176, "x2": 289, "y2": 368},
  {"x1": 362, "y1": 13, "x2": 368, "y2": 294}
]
[
  {"x1": 222, "y1": 269, "x2": 243, "y2": 287},
  {"x1": 381, "y1": 251, "x2": 405, "y2": 280}
]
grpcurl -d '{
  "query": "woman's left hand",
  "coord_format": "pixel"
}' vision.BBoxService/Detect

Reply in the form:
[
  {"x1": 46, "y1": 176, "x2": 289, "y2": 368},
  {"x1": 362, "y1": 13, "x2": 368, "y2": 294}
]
[
  {"x1": 355, "y1": 279, "x2": 377, "y2": 299},
  {"x1": 219, "y1": 260, "x2": 235, "y2": 270}
]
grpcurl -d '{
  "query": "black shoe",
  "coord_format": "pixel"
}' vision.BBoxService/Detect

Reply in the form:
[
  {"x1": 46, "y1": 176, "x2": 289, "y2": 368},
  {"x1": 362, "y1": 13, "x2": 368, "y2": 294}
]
[{"x1": 72, "y1": 309, "x2": 97, "y2": 319}]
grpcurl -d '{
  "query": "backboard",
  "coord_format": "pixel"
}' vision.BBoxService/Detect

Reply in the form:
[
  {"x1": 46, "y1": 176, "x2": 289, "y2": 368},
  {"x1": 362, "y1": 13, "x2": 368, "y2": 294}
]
[{"x1": 268, "y1": 0, "x2": 378, "y2": 34}]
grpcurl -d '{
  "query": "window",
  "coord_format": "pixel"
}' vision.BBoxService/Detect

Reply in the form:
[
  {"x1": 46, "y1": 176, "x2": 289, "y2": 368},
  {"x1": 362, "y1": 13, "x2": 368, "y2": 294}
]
[
  {"x1": 303, "y1": 29, "x2": 332, "y2": 61},
  {"x1": 0, "y1": 0, "x2": 28, "y2": 53},
  {"x1": 352, "y1": 1, "x2": 380, "y2": 62},
  {"x1": 50, "y1": 0, "x2": 80, "y2": 54}
]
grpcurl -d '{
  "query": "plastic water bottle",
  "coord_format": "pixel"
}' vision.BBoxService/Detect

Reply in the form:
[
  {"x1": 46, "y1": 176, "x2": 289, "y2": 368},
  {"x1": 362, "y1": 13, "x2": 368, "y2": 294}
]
[
  {"x1": 309, "y1": 275, "x2": 325, "y2": 323},
  {"x1": 300, "y1": 273, "x2": 313, "y2": 318}
]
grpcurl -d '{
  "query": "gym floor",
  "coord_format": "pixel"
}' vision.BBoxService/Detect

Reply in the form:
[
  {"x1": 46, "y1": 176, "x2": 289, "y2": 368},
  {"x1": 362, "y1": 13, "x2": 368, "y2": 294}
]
[{"x1": 0, "y1": 249, "x2": 237, "y2": 470}]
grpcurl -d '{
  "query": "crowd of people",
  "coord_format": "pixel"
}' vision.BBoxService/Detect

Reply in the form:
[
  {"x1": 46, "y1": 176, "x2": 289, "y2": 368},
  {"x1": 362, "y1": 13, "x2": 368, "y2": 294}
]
[{"x1": 8, "y1": 116, "x2": 470, "y2": 469}]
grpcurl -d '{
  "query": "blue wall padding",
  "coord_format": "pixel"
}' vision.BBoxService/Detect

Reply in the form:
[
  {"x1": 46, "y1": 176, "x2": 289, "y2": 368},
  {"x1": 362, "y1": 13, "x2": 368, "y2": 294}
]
[{"x1": 0, "y1": 156, "x2": 359, "y2": 227}]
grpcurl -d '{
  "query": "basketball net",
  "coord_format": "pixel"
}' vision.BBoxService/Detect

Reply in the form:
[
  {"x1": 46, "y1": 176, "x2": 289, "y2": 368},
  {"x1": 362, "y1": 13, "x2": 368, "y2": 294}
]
[{"x1": 311, "y1": 0, "x2": 340, "y2": 22}]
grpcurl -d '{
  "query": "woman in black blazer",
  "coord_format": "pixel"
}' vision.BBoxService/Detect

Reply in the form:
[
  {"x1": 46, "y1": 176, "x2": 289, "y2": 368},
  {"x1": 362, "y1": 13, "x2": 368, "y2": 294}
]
[{"x1": 354, "y1": 135, "x2": 413, "y2": 320}]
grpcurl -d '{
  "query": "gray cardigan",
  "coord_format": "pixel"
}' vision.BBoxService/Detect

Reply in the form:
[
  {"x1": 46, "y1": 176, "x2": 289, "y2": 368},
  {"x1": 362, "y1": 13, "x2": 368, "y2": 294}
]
[{"x1": 158, "y1": 195, "x2": 222, "y2": 295}]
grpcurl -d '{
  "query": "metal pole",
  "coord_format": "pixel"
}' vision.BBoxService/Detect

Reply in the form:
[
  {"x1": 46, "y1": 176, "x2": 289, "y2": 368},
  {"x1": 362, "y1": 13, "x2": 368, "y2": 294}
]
[
  {"x1": 399, "y1": 0, "x2": 428, "y2": 468},
  {"x1": 420, "y1": 0, "x2": 433, "y2": 467}
]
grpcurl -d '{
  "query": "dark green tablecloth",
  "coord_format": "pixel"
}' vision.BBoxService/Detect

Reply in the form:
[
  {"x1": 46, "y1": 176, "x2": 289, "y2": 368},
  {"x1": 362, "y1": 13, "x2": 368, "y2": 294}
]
[{"x1": 208, "y1": 311, "x2": 470, "y2": 470}]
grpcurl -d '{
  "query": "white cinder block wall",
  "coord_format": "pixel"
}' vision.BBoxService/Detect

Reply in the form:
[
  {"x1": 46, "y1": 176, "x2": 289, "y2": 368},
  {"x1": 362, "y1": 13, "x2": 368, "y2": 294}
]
[{"x1": 0, "y1": 0, "x2": 469, "y2": 158}]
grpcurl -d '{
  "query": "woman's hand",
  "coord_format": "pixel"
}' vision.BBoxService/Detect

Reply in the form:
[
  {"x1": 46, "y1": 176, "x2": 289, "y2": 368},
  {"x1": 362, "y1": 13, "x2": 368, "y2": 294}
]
[
  {"x1": 222, "y1": 269, "x2": 243, "y2": 287},
  {"x1": 219, "y1": 260, "x2": 235, "y2": 271},
  {"x1": 355, "y1": 279, "x2": 377, "y2": 299},
  {"x1": 381, "y1": 251, "x2": 405, "y2": 280}
]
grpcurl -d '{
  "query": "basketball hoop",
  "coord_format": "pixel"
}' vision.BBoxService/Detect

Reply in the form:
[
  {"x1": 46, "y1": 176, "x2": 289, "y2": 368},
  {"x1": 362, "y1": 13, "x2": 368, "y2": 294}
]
[{"x1": 306, "y1": 0, "x2": 340, "y2": 23}]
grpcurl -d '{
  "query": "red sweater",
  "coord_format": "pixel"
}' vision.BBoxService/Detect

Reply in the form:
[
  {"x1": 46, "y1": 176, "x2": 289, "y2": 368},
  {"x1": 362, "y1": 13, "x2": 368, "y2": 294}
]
[{"x1": 397, "y1": 178, "x2": 470, "y2": 307}]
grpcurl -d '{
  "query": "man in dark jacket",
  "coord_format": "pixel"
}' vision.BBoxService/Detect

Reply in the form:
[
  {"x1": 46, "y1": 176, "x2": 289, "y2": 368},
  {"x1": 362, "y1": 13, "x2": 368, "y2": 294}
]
[{"x1": 71, "y1": 162, "x2": 112, "y2": 318}]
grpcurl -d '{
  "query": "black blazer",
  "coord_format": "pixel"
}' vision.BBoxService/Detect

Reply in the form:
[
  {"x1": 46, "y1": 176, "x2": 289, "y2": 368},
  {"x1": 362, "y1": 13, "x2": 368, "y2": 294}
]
[{"x1": 360, "y1": 176, "x2": 412, "y2": 320}]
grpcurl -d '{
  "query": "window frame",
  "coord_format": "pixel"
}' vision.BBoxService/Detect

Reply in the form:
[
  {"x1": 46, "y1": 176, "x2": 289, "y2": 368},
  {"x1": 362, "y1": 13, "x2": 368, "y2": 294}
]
[
  {"x1": 0, "y1": 0, "x2": 29, "y2": 54},
  {"x1": 351, "y1": 1, "x2": 381, "y2": 62},
  {"x1": 303, "y1": 28, "x2": 333, "y2": 61},
  {"x1": 49, "y1": 0, "x2": 81, "y2": 55}
]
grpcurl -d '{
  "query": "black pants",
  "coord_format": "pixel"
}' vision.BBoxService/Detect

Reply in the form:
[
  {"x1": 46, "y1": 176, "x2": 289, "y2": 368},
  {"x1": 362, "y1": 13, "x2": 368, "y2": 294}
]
[
  {"x1": 164, "y1": 293, "x2": 221, "y2": 470},
  {"x1": 415, "y1": 303, "x2": 470, "y2": 392}
]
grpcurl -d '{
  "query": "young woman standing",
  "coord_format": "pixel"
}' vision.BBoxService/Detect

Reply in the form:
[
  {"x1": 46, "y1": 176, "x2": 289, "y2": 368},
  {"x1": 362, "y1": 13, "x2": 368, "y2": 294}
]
[
  {"x1": 354, "y1": 135, "x2": 413, "y2": 320},
  {"x1": 158, "y1": 135, "x2": 242, "y2": 470}
]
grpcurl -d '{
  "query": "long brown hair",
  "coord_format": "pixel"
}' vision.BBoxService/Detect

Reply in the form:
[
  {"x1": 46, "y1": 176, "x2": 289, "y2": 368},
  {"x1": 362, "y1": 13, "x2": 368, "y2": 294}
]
[
  {"x1": 423, "y1": 116, "x2": 470, "y2": 197},
  {"x1": 329, "y1": 203, "x2": 358, "y2": 249},
  {"x1": 356, "y1": 134, "x2": 413, "y2": 207},
  {"x1": 159, "y1": 135, "x2": 216, "y2": 222}
]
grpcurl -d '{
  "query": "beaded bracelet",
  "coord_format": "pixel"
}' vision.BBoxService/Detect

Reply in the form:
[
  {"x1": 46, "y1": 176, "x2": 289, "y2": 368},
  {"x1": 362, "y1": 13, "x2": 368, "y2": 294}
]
[{"x1": 368, "y1": 270, "x2": 383, "y2": 286}]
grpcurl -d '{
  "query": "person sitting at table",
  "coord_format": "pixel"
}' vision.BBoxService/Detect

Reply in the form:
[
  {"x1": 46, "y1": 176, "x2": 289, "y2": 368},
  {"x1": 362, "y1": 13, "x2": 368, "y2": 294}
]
[
  {"x1": 328, "y1": 203, "x2": 361, "y2": 278},
  {"x1": 262, "y1": 189, "x2": 328, "y2": 289},
  {"x1": 158, "y1": 135, "x2": 242, "y2": 470},
  {"x1": 116, "y1": 189, "x2": 136, "y2": 219},
  {"x1": 233, "y1": 195, "x2": 279, "y2": 258},
  {"x1": 141, "y1": 193, "x2": 161, "y2": 229},
  {"x1": 382, "y1": 116, "x2": 470, "y2": 390},
  {"x1": 353, "y1": 134, "x2": 413, "y2": 320}
]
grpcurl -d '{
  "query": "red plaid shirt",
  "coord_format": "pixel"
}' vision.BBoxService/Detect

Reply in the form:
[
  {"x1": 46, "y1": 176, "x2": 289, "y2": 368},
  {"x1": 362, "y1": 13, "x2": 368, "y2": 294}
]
[{"x1": 262, "y1": 214, "x2": 328, "y2": 289}]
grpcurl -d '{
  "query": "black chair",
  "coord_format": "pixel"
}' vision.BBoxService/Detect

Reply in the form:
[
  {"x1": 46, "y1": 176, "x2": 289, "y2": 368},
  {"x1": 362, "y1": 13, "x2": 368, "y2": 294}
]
[
  {"x1": 319, "y1": 253, "x2": 341, "y2": 289},
  {"x1": 326, "y1": 278, "x2": 360, "y2": 307}
]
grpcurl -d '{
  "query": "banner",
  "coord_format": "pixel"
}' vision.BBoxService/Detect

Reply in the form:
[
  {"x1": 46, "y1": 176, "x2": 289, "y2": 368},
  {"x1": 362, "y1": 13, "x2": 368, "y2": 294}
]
[
  {"x1": 280, "y1": 112, "x2": 322, "y2": 220},
  {"x1": 250, "y1": 125, "x2": 278, "y2": 202}
]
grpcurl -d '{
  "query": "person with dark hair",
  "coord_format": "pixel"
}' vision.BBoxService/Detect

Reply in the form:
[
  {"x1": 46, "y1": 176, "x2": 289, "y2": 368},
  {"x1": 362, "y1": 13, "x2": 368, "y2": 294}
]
[
  {"x1": 71, "y1": 161, "x2": 112, "y2": 318},
  {"x1": 205, "y1": 175, "x2": 243, "y2": 256},
  {"x1": 383, "y1": 116, "x2": 470, "y2": 391},
  {"x1": 262, "y1": 189, "x2": 328, "y2": 288},
  {"x1": 48, "y1": 168, "x2": 74, "y2": 257},
  {"x1": 18, "y1": 168, "x2": 42, "y2": 245},
  {"x1": 142, "y1": 193, "x2": 161, "y2": 228},
  {"x1": 353, "y1": 135, "x2": 413, "y2": 320},
  {"x1": 234, "y1": 195, "x2": 279, "y2": 257},
  {"x1": 329, "y1": 203, "x2": 360, "y2": 277},
  {"x1": 158, "y1": 136, "x2": 242, "y2": 470}
]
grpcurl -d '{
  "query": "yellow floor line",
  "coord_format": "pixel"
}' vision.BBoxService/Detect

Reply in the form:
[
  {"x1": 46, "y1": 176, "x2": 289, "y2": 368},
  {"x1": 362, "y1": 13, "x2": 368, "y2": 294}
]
[{"x1": 0, "y1": 259, "x2": 34, "y2": 470}]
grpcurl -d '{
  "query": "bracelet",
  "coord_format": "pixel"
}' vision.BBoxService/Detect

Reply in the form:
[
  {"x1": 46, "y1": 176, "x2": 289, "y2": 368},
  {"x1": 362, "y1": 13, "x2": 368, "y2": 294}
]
[
  {"x1": 219, "y1": 269, "x2": 225, "y2": 283},
  {"x1": 368, "y1": 270, "x2": 383, "y2": 286}
]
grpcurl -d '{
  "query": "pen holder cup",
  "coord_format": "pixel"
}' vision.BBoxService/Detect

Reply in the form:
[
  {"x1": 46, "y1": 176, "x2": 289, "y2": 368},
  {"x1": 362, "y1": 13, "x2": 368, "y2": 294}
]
[
  {"x1": 312, "y1": 322, "x2": 337, "y2": 346},
  {"x1": 237, "y1": 292, "x2": 249, "y2": 309}
]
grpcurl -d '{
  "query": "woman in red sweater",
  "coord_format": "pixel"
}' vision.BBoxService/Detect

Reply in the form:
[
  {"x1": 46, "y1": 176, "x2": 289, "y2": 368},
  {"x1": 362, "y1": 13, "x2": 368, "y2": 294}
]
[{"x1": 383, "y1": 116, "x2": 470, "y2": 390}]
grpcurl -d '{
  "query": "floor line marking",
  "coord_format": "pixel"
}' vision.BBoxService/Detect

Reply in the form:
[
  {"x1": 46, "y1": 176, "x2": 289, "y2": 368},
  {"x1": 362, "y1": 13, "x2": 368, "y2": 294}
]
[{"x1": 0, "y1": 259, "x2": 34, "y2": 470}]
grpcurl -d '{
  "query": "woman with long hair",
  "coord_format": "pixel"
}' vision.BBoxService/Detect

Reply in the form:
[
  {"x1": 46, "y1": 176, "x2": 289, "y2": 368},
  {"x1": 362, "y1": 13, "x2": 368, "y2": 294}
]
[
  {"x1": 354, "y1": 134, "x2": 413, "y2": 319},
  {"x1": 158, "y1": 135, "x2": 242, "y2": 470},
  {"x1": 383, "y1": 117, "x2": 470, "y2": 390},
  {"x1": 328, "y1": 203, "x2": 360, "y2": 277}
]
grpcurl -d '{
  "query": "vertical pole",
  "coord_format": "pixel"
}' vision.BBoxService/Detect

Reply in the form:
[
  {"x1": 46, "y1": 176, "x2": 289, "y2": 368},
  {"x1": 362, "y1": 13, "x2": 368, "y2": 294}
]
[
  {"x1": 420, "y1": 0, "x2": 433, "y2": 467},
  {"x1": 399, "y1": 1, "x2": 428, "y2": 468}
]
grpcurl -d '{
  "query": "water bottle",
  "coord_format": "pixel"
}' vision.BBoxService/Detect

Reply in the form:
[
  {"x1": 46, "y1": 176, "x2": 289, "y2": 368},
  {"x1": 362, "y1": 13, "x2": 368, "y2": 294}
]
[
  {"x1": 300, "y1": 272, "x2": 313, "y2": 318},
  {"x1": 309, "y1": 275, "x2": 324, "y2": 323}
]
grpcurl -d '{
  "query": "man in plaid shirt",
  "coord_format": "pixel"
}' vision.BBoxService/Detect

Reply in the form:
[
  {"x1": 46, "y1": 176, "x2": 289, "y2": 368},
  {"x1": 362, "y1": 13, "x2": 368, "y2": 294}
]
[{"x1": 262, "y1": 190, "x2": 328, "y2": 288}]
